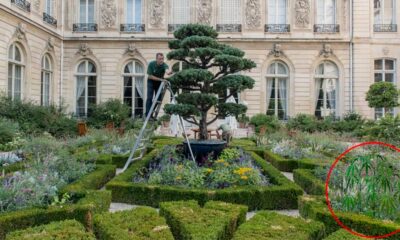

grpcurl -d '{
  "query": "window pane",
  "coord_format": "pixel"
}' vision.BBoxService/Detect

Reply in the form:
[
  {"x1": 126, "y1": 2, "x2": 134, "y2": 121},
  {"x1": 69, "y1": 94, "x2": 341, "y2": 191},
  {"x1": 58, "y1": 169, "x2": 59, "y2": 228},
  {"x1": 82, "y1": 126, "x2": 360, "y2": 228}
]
[
  {"x1": 385, "y1": 59, "x2": 394, "y2": 70},
  {"x1": 316, "y1": 0, "x2": 324, "y2": 23},
  {"x1": 88, "y1": 62, "x2": 96, "y2": 73},
  {"x1": 375, "y1": 73, "x2": 383, "y2": 82},
  {"x1": 277, "y1": 62, "x2": 287, "y2": 75},
  {"x1": 325, "y1": 0, "x2": 335, "y2": 24},
  {"x1": 268, "y1": 0, "x2": 276, "y2": 24},
  {"x1": 124, "y1": 77, "x2": 133, "y2": 87},
  {"x1": 80, "y1": 0, "x2": 86, "y2": 23},
  {"x1": 383, "y1": 0, "x2": 394, "y2": 24},
  {"x1": 8, "y1": 45, "x2": 13, "y2": 60},
  {"x1": 385, "y1": 73, "x2": 394, "y2": 82},
  {"x1": 374, "y1": 0, "x2": 382, "y2": 24},
  {"x1": 135, "y1": 0, "x2": 142, "y2": 23},
  {"x1": 88, "y1": 76, "x2": 96, "y2": 87},
  {"x1": 14, "y1": 46, "x2": 21, "y2": 62},
  {"x1": 135, "y1": 62, "x2": 144, "y2": 73},
  {"x1": 78, "y1": 62, "x2": 86, "y2": 73},
  {"x1": 126, "y1": 0, "x2": 134, "y2": 23},
  {"x1": 8, "y1": 64, "x2": 12, "y2": 97},
  {"x1": 277, "y1": 0, "x2": 287, "y2": 24},
  {"x1": 219, "y1": 0, "x2": 241, "y2": 24},
  {"x1": 374, "y1": 59, "x2": 383, "y2": 70},
  {"x1": 14, "y1": 65, "x2": 22, "y2": 100},
  {"x1": 88, "y1": 0, "x2": 94, "y2": 23}
]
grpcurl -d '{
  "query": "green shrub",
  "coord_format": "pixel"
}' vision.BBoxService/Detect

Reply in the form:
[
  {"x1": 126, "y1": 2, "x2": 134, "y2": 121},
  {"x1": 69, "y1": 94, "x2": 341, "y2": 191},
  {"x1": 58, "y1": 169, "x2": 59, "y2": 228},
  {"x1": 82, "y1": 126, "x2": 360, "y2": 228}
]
[
  {"x1": 233, "y1": 211, "x2": 325, "y2": 240},
  {"x1": 87, "y1": 99, "x2": 130, "y2": 128},
  {"x1": 0, "y1": 119, "x2": 19, "y2": 145},
  {"x1": 366, "y1": 82, "x2": 399, "y2": 109},
  {"x1": 287, "y1": 114, "x2": 321, "y2": 133},
  {"x1": 249, "y1": 114, "x2": 281, "y2": 133},
  {"x1": 293, "y1": 169, "x2": 325, "y2": 195},
  {"x1": 160, "y1": 200, "x2": 247, "y2": 240},
  {"x1": 332, "y1": 112, "x2": 365, "y2": 133},
  {"x1": 6, "y1": 219, "x2": 95, "y2": 240},
  {"x1": 94, "y1": 207, "x2": 174, "y2": 240},
  {"x1": 360, "y1": 115, "x2": 400, "y2": 143},
  {"x1": 159, "y1": 114, "x2": 171, "y2": 122},
  {"x1": 229, "y1": 139, "x2": 256, "y2": 148},
  {"x1": 323, "y1": 229, "x2": 364, "y2": 240}
]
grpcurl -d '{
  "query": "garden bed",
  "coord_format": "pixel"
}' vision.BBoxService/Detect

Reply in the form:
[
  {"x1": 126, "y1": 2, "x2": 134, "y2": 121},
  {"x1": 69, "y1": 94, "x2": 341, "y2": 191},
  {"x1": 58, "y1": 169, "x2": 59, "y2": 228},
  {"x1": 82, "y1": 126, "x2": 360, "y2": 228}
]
[
  {"x1": 293, "y1": 169, "x2": 325, "y2": 195},
  {"x1": 0, "y1": 164, "x2": 114, "y2": 239},
  {"x1": 106, "y1": 149, "x2": 303, "y2": 211},
  {"x1": 299, "y1": 195, "x2": 400, "y2": 239}
]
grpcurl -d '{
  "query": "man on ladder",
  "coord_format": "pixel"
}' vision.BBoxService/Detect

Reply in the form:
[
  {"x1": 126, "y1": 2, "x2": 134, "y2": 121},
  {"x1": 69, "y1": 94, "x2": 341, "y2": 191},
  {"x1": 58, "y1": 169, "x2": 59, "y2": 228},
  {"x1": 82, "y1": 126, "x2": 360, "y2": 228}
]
[{"x1": 146, "y1": 53, "x2": 172, "y2": 118}]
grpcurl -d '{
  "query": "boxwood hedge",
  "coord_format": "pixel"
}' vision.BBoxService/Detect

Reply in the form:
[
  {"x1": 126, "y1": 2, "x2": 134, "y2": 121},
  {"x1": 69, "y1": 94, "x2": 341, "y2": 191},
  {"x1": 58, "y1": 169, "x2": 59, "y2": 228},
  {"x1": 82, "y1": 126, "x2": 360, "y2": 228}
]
[
  {"x1": 323, "y1": 229, "x2": 364, "y2": 240},
  {"x1": 298, "y1": 195, "x2": 400, "y2": 239},
  {"x1": 233, "y1": 211, "x2": 326, "y2": 240},
  {"x1": 106, "y1": 149, "x2": 303, "y2": 211},
  {"x1": 293, "y1": 169, "x2": 325, "y2": 195}
]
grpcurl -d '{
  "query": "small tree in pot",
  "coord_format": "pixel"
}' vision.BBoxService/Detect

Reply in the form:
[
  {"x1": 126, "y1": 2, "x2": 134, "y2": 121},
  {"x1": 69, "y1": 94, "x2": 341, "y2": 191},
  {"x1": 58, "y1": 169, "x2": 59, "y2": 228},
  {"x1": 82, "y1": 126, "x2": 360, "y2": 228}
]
[
  {"x1": 164, "y1": 24, "x2": 256, "y2": 141},
  {"x1": 366, "y1": 82, "x2": 399, "y2": 117}
]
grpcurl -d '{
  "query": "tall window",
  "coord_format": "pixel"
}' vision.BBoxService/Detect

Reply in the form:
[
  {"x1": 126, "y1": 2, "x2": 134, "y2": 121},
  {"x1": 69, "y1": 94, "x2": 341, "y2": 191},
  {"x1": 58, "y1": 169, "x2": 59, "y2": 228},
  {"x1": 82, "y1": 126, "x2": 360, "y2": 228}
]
[
  {"x1": 76, "y1": 60, "x2": 96, "y2": 117},
  {"x1": 8, "y1": 43, "x2": 24, "y2": 100},
  {"x1": 123, "y1": 60, "x2": 145, "y2": 117},
  {"x1": 374, "y1": 59, "x2": 396, "y2": 119},
  {"x1": 126, "y1": 0, "x2": 142, "y2": 24},
  {"x1": 266, "y1": 61, "x2": 288, "y2": 120},
  {"x1": 79, "y1": 0, "x2": 94, "y2": 23},
  {"x1": 316, "y1": 0, "x2": 336, "y2": 24},
  {"x1": 268, "y1": 0, "x2": 287, "y2": 24},
  {"x1": 218, "y1": 0, "x2": 241, "y2": 24},
  {"x1": 170, "y1": 0, "x2": 191, "y2": 24},
  {"x1": 41, "y1": 55, "x2": 52, "y2": 106},
  {"x1": 314, "y1": 61, "x2": 339, "y2": 118},
  {"x1": 45, "y1": 0, "x2": 53, "y2": 15},
  {"x1": 374, "y1": 0, "x2": 395, "y2": 25}
]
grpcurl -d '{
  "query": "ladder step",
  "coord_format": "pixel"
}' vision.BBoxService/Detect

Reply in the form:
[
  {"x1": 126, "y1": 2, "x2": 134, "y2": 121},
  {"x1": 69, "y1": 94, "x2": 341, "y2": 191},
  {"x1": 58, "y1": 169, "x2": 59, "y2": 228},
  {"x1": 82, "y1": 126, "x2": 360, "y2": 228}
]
[{"x1": 132, "y1": 157, "x2": 141, "y2": 161}]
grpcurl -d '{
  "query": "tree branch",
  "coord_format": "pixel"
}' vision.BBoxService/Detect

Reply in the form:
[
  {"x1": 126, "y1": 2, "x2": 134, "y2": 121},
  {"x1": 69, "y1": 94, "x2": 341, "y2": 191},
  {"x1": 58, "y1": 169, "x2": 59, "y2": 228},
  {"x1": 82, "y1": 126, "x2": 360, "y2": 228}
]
[{"x1": 207, "y1": 115, "x2": 220, "y2": 125}]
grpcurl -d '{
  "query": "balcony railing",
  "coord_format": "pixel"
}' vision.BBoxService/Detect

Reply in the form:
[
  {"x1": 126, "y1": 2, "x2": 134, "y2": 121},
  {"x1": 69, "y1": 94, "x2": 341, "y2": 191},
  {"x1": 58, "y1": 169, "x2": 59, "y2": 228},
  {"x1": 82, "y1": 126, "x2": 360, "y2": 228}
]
[
  {"x1": 120, "y1": 24, "x2": 145, "y2": 32},
  {"x1": 168, "y1": 24, "x2": 185, "y2": 32},
  {"x1": 216, "y1": 24, "x2": 242, "y2": 33},
  {"x1": 11, "y1": 0, "x2": 31, "y2": 12},
  {"x1": 314, "y1": 24, "x2": 340, "y2": 33},
  {"x1": 43, "y1": 12, "x2": 57, "y2": 27},
  {"x1": 374, "y1": 24, "x2": 397, "y2": 32},
  {"x1": 73, "y1": 23, "x2": 98, "y2": 32},
  {"x1": 265, "y1": 24, "x2": 290, "y2": 33}
]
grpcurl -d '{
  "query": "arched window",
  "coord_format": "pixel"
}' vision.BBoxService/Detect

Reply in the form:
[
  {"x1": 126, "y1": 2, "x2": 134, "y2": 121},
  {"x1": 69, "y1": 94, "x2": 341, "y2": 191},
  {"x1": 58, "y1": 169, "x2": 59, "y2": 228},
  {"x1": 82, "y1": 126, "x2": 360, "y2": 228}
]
[
  {"x1": 76, "y1": 60, "x2": 96, "y2": 117},
  {"x1": 41, "y1": 55, "x2": 52, "y2": 106},
  {"x1": 8, "y1": 43, "x2": 24, "y2": 100},
  {"x1": 123, "y1": 60, "x2": 145, "y2": 117},
  {"x1": 266, "y1": 61, "x2": 289, "y2": 120},
  {"x1": 374, "y1": 59, "x2": 396, "y2": 119},
  {"x1": 314, "y1": 61, "x2": 339, "y2": 118}
]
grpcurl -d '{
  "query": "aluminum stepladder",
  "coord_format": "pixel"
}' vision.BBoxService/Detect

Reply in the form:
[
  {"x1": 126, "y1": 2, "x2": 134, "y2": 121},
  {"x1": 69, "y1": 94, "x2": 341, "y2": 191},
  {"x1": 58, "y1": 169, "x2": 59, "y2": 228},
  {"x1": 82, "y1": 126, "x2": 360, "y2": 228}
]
[{"x1": 121, "y1": 80, "x2": 195, "y2": 173}]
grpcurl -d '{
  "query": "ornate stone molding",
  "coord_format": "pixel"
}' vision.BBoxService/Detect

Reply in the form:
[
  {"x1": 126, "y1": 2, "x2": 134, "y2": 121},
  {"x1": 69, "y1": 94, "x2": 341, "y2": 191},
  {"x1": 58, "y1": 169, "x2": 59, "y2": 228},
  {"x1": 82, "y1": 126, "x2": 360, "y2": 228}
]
[
  {"x1": 245, "y1": 0, "x2": 261, "y2": 29},
  {"x1": 268, "y1": 44, "x2": 285, "y2": 58},
  {"x1": 319, "y1": 44, "x2": 334, "y2": 58},
  {"x1": 295, "y1": 0, "x2": 310, "y2": 28},
  {"x1": 149, "y1": 0, "x2": 164, "y2": 28},
  {"x1": 125, "y1": 43, "x2": 143, "y2": 58},
  {"x1": 77, "y1": 43, "x2": 92, "y2": 56},
  {"x1": 101, "y1": 0, "x2": 117, "y2": 28},
  {"x1": 33, "y1": 0, "x2": 40, "y2": 12},
  {"x1": 197, "y1": 0, "x2": 212, "y2": 25},
  {"x1": 46, "y1": 37, "x2": 55, "y2": 52},
  {"x1": 14, "y1": 23, "x2": 27, "y2": 40}
]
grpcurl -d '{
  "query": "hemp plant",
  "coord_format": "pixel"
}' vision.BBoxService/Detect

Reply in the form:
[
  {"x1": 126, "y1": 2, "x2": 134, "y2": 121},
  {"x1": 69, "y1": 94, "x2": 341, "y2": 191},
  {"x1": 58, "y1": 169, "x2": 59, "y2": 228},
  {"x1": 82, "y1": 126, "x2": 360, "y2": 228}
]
[
  {"x1": 164, "y1": 24, "x2": 256, "y2": 140},
  {"x1": 331, "y1": 152, "x2": 400, "y2": 221}
]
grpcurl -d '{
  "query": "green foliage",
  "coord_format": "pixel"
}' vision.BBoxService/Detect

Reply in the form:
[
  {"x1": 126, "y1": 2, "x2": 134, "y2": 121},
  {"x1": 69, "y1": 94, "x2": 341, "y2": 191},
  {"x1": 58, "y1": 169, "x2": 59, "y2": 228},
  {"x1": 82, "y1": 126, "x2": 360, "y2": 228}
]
[
  {"x1": 159, "y1": 200, "x2": 247, "y2": 240},
  {"x1": 249, "y1": 114, "x2": 281, "y2": 133},
  {"x1": 93, "y1": 207, "x2": 174, "y2": 240},
  {"x1": 287, "y1": 114, "x2": 321, "y2": 132},
  {"x1": 293, "y1": 169, "x2": 325, "y2": 195},
  {"x1": 159, "y1": 114, "x2": 171, "y2": 122},
  {"x1": 5, "y1": 220, "x2": 96, "y2": 240},
  {"x1": 164, "y1": 24, "x2": 256, "y2": 140},
  {"x1": 323, "y1": 229, "x2": 364, "y2": 240},
  {"x1": 0, "y1": 96, "x2": 76, "y2": 137},
  {"x1": 233, "y1": 211, "x2": 325, "y2": 240},
  {"x1": 331, "y1": 112, "x2": 365, "y2": 133},
  {"x1": 366, "y1": 82, "x2": 399, "y2": 108},
  {"x1": 237, "y1": 114, "x2": 250, "y2": 124},
  {"x1": 360, "y1": 115, "x2": 400, "y2": 144},
  {"x1": 50, "y1": 193, "x2": 71, "y2": 206},
  {"x1": 0, "y1": 119, "x2": 20, "y2": 145},
  {"x1": 87, "y1": 99, "x2": 130, "y2": 128}
]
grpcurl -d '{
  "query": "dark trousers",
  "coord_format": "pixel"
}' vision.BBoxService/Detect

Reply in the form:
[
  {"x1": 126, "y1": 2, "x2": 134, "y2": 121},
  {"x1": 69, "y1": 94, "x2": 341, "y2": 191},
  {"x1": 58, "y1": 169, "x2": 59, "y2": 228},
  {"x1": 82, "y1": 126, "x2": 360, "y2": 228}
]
[{"x1": 146, "y1": 80, "x2": 162, "y2": 116}]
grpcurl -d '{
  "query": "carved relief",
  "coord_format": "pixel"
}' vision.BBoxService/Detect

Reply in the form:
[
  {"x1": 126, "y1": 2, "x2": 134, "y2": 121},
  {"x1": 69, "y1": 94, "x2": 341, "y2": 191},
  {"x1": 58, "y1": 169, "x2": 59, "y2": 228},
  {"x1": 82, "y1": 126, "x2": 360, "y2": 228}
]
[
  {"x1": 77, "y1": 43, "x2": 92, "y2": 56},
  {"x1": 149, "y1": 0, "x2": 164, "y2": 28},
  {"x1": 46, "y1": 37, "x2": 55, "y2": 52},
  {"x1": 245, "y1": 0, "x2": 261, "y2": 29},
  {"x1": 320, "y1": 44, "x2": 334, "y2": 58},
  {"x1": 197, "y1": 0, "x2": 212, "y2": 25},
  {"x1": 295, "y1": 0, "x2": 310, "y2": 28},
  {"x1": 268, "y1": 44, "x2": 285, "y2": 58},
  {"x1": 14, "y1": 23, "x2": 27, "y2": 40},
  {"x1": 125, "y1": 43, "x2": 143, "y2": 58},
  {"x1": 101, "y1": 0, "x2": 117, "y2": 28}
]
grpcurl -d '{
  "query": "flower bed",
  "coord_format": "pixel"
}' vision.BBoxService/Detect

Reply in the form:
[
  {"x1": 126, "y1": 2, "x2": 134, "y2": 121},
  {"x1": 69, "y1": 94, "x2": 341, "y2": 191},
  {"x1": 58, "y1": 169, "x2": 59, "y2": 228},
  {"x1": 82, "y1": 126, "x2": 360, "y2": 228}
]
[{"x1": 106, "y1": 149, "x2": 303, "y2": 210}]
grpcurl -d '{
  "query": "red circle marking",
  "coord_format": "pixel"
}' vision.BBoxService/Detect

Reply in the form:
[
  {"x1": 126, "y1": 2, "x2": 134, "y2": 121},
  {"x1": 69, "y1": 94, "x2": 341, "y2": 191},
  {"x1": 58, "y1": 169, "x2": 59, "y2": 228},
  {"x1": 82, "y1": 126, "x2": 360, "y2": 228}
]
[{"x1": 325, "y1": 141, "x2": 400, "y2": 239}]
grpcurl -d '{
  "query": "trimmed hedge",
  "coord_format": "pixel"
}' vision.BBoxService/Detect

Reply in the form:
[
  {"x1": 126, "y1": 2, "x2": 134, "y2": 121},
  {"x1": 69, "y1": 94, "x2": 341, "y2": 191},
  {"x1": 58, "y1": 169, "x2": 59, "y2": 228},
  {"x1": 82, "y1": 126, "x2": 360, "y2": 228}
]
[
  {"x1": 106, "y1": 150, "x2": 303, "y2": 210},
  {"x1": 93, "y1": 207, "x2": 174, "y2": 240},
  {"x1": 233, "y1": 211, "x2": 326, "y2": 240},
  {"x1": 323, "y1": 229, "x2": 364, "y2": 240},
  {"x1": 264, "y1": 151, "x2": 331, "y2": 172},
  {"x1": 6, "y1": 220, "x2": 95, "y2": 240},
  {"x1": 160, "y1": 200, "x2": 247, "y2": 240},
  {"x1": 230, "y1": 138, "x2": 256, "y2": 148},
  {"x1": 60, "y1": 164, "x2": 116, "y2": 194},
  {"x1": 293, "y1": 169, "x2": 325, "y2": 195},
  {"x1": 299, "y1": 195, "x2": 400, "y2": 239}
]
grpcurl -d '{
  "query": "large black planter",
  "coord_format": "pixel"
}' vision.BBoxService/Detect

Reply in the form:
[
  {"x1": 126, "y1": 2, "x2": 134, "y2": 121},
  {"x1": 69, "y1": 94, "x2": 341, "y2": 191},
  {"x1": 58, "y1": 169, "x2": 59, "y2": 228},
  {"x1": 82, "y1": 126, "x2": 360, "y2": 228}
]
[{"x1": 183, "y1": 140, "x2": 227, "y2": 164}]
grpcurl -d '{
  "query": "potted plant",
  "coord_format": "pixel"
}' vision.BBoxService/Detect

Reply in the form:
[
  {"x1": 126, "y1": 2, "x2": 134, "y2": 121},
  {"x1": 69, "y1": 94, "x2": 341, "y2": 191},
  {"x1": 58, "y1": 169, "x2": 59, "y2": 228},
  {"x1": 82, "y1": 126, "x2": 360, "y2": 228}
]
[
  {"x1": 159, "y1": 114, "x2": 171, "y2": 128},
  {"x1": 237, "y1": 114, "x2": 250, "y2": 128},
  {"x1": 164, "y1": 24, "x2": 256, "y2": 161},
  {"x1": 366, "y1": 81, "x2": 399, "y2": 118}
]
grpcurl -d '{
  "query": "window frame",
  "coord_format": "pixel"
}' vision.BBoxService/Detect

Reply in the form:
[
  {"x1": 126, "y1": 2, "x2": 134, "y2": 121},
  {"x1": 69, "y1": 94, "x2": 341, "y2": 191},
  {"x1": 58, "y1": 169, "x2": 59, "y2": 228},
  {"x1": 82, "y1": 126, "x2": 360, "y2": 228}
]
[
  {"x1": 126, "y1": 0, "x2": 142, "y2": 24},
  {"x1": 374, "y1": 0, "x2": 396, "y2": 25},
  {"x1": 169, "y1": 0, "x2": 192, "y2": 24},
  {"x1": 266, "y1": 61, "x2": 289, "y2": 120},
  {"x1": 79, "y1": 0, "x2": 95, "y2": 24},
  {"x1": 316, "y1": 0, "x2": 337, "y2": 25},
  {"x1": 75, "y1": 60, "x2": 97, "y2": 118},
  {"x1": 41, "y1": 55, "x2": 52, "y2": 106},
  {"x1": 267, "y1": 0, "x2": 288, "y2": 25},
  {"x1": 122, "y1": 60, "x2": 145, "y2": 118},
  {"x1": 314, "y1": 61, "x2": 339, "y2": 118},
  {"x1": 8, "y1": 43, "x2": 24, "y2": 101},
  {"x1": 218, "y1": 0, "x2": 242, "y2": 24},
  {"x1": 374, "y1": 58, "x2": 397, "y2": 119}
]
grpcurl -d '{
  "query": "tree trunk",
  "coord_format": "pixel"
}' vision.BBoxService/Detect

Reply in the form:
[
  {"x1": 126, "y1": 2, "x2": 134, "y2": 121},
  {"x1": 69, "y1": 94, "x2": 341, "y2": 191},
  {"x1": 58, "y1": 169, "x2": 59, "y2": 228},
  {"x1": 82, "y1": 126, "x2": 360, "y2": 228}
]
[{"x1": 199, "y1": 112, "x2": 208, "y2": 140}]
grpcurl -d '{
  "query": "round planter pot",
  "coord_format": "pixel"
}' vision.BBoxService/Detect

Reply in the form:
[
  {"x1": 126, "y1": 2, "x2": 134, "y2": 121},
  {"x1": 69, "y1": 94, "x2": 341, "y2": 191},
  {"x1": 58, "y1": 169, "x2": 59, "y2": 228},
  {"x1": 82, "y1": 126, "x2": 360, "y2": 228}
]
[{"x1": 183, "y1": 140, "x2": 227, "y2": 164}]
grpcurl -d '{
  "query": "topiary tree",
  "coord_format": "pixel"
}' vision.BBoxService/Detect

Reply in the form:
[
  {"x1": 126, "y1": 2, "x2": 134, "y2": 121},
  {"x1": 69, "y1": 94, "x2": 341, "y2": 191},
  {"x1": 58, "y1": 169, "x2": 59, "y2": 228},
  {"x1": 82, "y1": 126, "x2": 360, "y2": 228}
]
[
  {"x1": 366, "y1": 82, "x2": 399, "y2": 115},
  {"x1": 164, "y1": 24, "x2": 256, "y2": 140}
]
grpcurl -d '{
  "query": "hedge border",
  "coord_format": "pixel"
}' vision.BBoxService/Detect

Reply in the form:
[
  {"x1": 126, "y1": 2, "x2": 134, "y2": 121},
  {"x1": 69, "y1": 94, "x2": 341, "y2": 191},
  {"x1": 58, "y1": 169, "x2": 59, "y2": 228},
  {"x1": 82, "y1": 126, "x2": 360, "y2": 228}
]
[
  {"x1": 323, "y1": 229, "x2": 364, "y2": 240},
  {"x1": 298, "y1": 195, "x2": 400, "y2": 239},
  {"x1": 106, "y1": 149, "x2": 303, "y2": 211},
  {"x1": 0, "y1": 165, "x2": 114, "y2": 239},
  {"x1": 293, "y1": 169, "x2": 325, "y2": 195}
]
